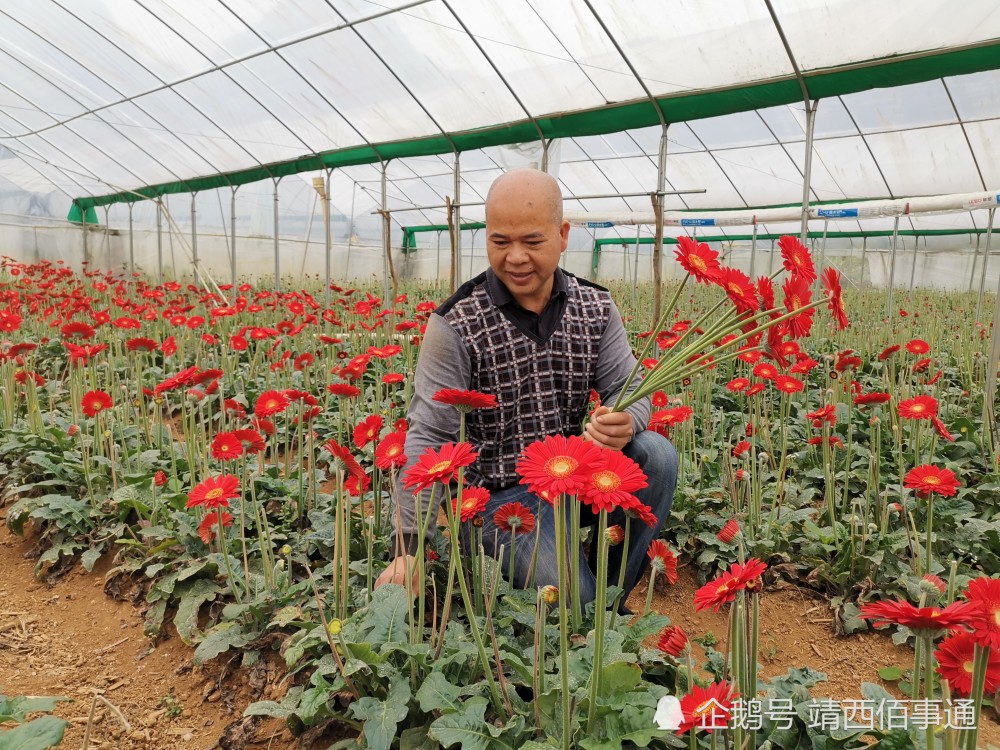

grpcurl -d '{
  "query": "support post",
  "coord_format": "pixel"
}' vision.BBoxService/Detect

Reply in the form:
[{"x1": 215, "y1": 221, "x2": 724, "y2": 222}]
[
  {"x1": 156, "y1": 198, "x2": 163, "y2": 283},
  {"x1": 984, "y1": 237, "x2": 1000, "y2": 454},
  {"x1": 230, "y1": 187, "x2": 238, "y2": 292},
  {"x1": 814, "y1": 219, "x2": 829, "y2": 296},
  {"x1": 273, "y1": 178, "x2": 282, "y2": 292},
  {"x1": 970, "y1": 231, "x2": 982, "y2": 293},
  {"x1": 128, "y1": 203, "x2": 135, "y2": 276},
  {"x1": 380, "y1": 162, "x2": 396, "y2": 302},
  {"x1": 191, "y1": 193, "x2": 199, "y2": 287},
  {"x1": 652, "y1": 124, "x2": 668, "y2": 324},
  {"x1": 324, "y1": 169, "x2": 332, "y2": 309},
  {"x1": 750, "y1": 221, "x2": 757, "y2": 279},
  {"x1": 860, "y1": 237, "x2": 867, "y2": 288},
  {"x1": 908, "y1": 230, "x2": 919, "y2": 295},
  {"x1": 886, "y1": 216, "x2": 900, "y2": 318},
  {"x1": 452, "y1": 153, "x2": 461, "y2": 290},
  {"x1": 800, "y1": 101, "x2": 818, "y2": 244},
  {"x1": 976, "y1": 208, "x2": 996, "y2": 323}
]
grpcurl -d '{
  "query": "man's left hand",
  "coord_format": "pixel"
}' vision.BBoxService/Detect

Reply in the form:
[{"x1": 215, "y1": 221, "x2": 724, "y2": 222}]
[{"x1": 584, "y1": 405, "x2": 634, "y2": 451}]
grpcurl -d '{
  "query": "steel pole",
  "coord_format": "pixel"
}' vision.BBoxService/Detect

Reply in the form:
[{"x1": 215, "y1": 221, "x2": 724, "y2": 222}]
[
  {"x1": 652, "y1": 124, "x2": 668, "y2": 323},
  {"x1": 860, "y1": 237, "x2": 867, "y2": 288},
  {"x1": 750, "y1": 221, "x2": 757, "y2": 279},
  {"x1": 191, "y1": 193, "x2": 199, "y2": 287},
  {"x1": 976, "y1": 208, "x2": 996, "y2": 323},
  {"x1": 887, "y1": 216, "x2": 900, "y2": 318},
  {"x1": 324, "y1": 169, "x2": 332, "y2": 308},
  {"x1": 230, "y1": 187, "x2": 238, "y2": 292},
  {"x1": 156, "y1": 198, "x2": 163, "y2": 283},
  {"x1": 453, "y1": 153, "x2": 461, "y2": 288},
  {"x1": 970, "y1": 231, "x2": 982, "y2": 293},
  {"x1": 800, "y1": 101, "x2": 818, "y2": 244},
  {"x1": 273, "y1": 178, "x2": 281, "y2": 292},
  {"x1": 908, "y1": 232, "x2": 920, "y2": 295},
  {"x1": 381, "y1": 163, "x2": 391, "y2": 302},
  {"x1": 128, "y1": 203, "x2": 134, "y2": 276}
]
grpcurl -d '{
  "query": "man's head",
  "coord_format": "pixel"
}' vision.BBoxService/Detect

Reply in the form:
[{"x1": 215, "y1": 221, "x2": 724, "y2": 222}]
[{"x1": 485, "y1": 169, "x2": 570, "y2": 314}]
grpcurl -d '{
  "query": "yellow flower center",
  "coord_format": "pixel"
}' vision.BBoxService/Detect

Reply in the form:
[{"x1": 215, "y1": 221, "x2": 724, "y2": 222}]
[
  {"x1": 689, "y1": 255, "x2": 706, "y2": 271},
  {"x1": 789, "y1": 295, "x2": 802, "y2": 311},
  {"x1": 727, "y1": 283, "x2": 744, "y2": 297},
  {"x1": 924, "y1": 475, "x2": 941, "y2": 485},
  {"x1": 964, "y1": 660, "x2": 975, "y2": 674},
  {"x1": 911, "y1": 404, "x2": 925, "y2": 413},
  {"x1": 593, "y1": 470, "x2": 621, "y2": 492},
  {"x1": 993, "y1": 609, "x2": 1000, "y2": 627},
  {"x1": 545, "y1": 456, "x2": 577, "y2": 478},
  {"x1": 429, "y1": 460, "x2": 452, "y2": 474},
  {"x1": 387, "y1": 445, "x2": 401, "y2": 457},
  {"x1": 205, "y1": 488, "x2": 225, "y2": 501}
]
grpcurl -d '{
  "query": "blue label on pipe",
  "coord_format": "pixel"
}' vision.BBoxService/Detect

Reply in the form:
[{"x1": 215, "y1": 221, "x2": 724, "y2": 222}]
[
  {"x1": 817, "y1": 208, "x2": 859, "y2": 218},
  {"x1": 586, "y1": 221, "x2": 614, "y2": 228},
  {"x1": 680, "y1": 218, "x2": 716, "y2": 226}
]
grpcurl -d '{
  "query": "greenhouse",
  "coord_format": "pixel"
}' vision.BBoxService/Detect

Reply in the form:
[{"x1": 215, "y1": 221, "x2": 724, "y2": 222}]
[{"x1": 2, "y1": 1, "x2": 1000, "y2": 749}]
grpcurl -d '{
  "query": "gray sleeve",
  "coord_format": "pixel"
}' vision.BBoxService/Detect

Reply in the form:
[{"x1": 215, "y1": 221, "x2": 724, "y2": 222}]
[
  {"x1": 389, "y1": 314, "x2": 470, "y2": 556},
  {"x1": 594, "y1": 299, "x2": 651, "y2": 435}
]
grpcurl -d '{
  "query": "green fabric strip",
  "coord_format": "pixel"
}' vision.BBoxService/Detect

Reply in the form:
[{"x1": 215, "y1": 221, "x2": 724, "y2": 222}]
[{"x1": 71, "y1": 43, "x2": 1000, "y2": 215}]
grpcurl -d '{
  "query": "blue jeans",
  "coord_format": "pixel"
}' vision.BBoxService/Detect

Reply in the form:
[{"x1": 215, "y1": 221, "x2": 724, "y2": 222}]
[{"x1": 464, "y1": 430, "x2": 677, "y2": 605}]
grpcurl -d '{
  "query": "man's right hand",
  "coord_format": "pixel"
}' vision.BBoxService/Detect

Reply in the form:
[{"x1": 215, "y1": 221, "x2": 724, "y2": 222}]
[{"x1": 374, "y1": 555, "x2": 420, "y2": 592}]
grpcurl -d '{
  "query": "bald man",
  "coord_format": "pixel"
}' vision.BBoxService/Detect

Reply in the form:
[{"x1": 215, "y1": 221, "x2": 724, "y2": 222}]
[{"x1": 377, "y1": 169, "x2": 677, "y2": 609}]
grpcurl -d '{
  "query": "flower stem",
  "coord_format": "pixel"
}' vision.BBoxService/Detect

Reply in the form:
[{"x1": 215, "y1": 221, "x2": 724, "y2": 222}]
[
  {"x1": 587, "y1": 510, "x2": 609, "y2": 734},
  {"x1": 554, "y1": 495, "x2": 572, "y2": 750}
]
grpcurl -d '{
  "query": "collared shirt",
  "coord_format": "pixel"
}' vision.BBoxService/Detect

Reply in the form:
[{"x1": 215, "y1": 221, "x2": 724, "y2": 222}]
[{"x1": 484, "y1": 267, "x2": 568, "y2": 344}]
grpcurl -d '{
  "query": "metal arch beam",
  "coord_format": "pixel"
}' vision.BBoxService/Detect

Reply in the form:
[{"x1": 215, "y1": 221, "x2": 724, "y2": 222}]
[
  {"x1": 942, "y1": 78, "x2": 988, "y2": 190},
  {"x1": 438, "y1": 0, "x2": 548, "y2": 158},
  {"x1": 762, "y1": 0, "x2": 817, "y2": 245},
  {"x1": 0, "y1": 131, "x2": 83, "y2": 203},
  {"x1": 1, "y1": 0, "x2": 435, "y2": 141}
]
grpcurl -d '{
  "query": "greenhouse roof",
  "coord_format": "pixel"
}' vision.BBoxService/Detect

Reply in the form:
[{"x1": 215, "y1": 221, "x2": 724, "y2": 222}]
[{"x1": 2, "y1": 0, "x2": 1000, "y2": 240}]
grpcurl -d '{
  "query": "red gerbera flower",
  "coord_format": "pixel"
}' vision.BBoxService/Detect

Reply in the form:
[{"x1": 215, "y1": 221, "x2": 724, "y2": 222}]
[
  {"x1": 433, "y1": 388, "x2": 498, "y2": 412},
  {"x1": 752, "y1": 363, "x2": 778, "y2": 380},
  {"x1": 81, "y1": 390, "x2": 112, "y2": 418},
  {"x1": 936, "y1": 630, "x2": 1000, "y2": 697},
  {"x1": 898, "y1": 395, "x2": 938, "y2": 421},
  {"x1": 773, "y1": 374, "x2": 804, "y2": 394},
  {"x1": 516, "y1": 434, "x2": 601, "y2": 501},
  {"x1": 932, "y1": 417, "x2": 955, "y2": 442},
  {"x1": 61, "y1": 321, "x2": 96, "y2": 340},
  {"x1": 716, "y1": 267, "x2": 759, "y2": 314},
  {"x1": 782, "y1": 274, "x2": 815, "y2": 339},
  {"x1": 677, "y1": 682, "x2": 738, "y2": 735},
  {"x1": 125, "y1": 337, "x2": 158, "y2": 352},
  {"x1": 854, "y1": 392, "x2": 892, "y2": 406},
  {"x1": 374, "y1": 431, "x2": 407, "y2": 470},
  {"x1": 906, "y1": 339, "x2": 930, "y2": 355},
  {"x1": 904, "y1": 465, "x2": 960, "y2": 498},
  {"x1": 255, "y1": 389, "x2": 289, "y2": 418},
  {"x1": 806, "y1": 404, "x2": 837, "y2": 425},
  {"x1": 646, "y1": 540, "x2": 678, "y2": 584},
  {"x1": 404, "y1": 442, "x2": 479, "y2": 492},
  {"x1": 673, "y1": 236, "x2": 722, "y2": 284},
  {"x1": 717, "y1": 519, "x2": 740, "y2": 544},
  {"x1": 494, "y1": 502, "x2": 536, "y2": 534},
  {"x1": 859, "y1": 598, "x2": 980, "y2": 636},
  {"x1": 198, "y1": 510, "x2": 234, "y2": 544},
  {"x1": 328, "y1": 383, "x2": 361, "y2": 398},
  {"x1": 964, "y1": 576, "x2": 1000, "y2": 650},
  {"x1": 233, "y1": 428, "x2": 266, "y2": 454},
  {"x1": 694, "y1": 567, "x2": 743, "y2": 613},
  {"x1": 323, "y1": 438, "x2": 367, "y2": 484},
  {"x1": 353, "y1": 414, "x2": 384, "y2": 449},
  {"x1": 211, "y1": 432, "x2": 244, "y2": 461},
  {"x1": 657, "y1": 625, "x2": 689, "y2": 657},
  {"x1": 778, "y1": 235, "x2": 816, "y2": 284},
  {"x1": 186, "y1": 474, "x2": 240, "y2": 510},
  {"x1": 726, "y1": 377, "x2": 750, "y2": 392},
  {"x1": 879, "y1": 344, "x2": 901, "y2": 360},
  {"x1": 744, "y1": 382, "x2": 765, "y2": 397},
  {"x1": 580, "y1": 449, "x2": 648, "y2": 513},
  {"x1": 648, "y1": 406, "x2": 694, "y2": 435},
  {"x1": 452, "y1": 485, "x2": 489, "y2": 522},
  {"x1": 822, "y1": 267, "x2": 849, "y2": 330},
  {"x1": 731, "y1": 557, "x2": 767, "y2": 592},
  {"x1": 732, "y1": 441, "x2": 751, "y2": 458}
]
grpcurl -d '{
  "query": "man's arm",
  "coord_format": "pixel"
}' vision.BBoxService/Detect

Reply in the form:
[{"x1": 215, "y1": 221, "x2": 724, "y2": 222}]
[
  {"x1": 387, "y1": 313, "x2": 471, "y2": 557},
  {"x1": 591, "y1": 299, "x2": 651, "y2": 437}
]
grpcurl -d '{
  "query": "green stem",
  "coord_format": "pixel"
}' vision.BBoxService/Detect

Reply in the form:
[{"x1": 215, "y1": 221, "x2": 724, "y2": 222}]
[
  {"x1": 587, "y1": 511, "x2": 609, "y2": 734},
  {"x1": 554, "y1": 495, "x2": 572, "y2": 750}
]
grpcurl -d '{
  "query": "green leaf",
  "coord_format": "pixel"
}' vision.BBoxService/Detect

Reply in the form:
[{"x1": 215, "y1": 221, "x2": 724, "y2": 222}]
[
  {"x1": 80, "y1": 547, "x2": 101, "y2": 573},
  {"x1": 599, "y1": 663, "x2": 643, "y2": 698},
  {"x1": 877, "y1": 666, "x2": 902, "y2": 681},
  {"x1": 193, "y1": 622, "x2": 257, "y2": 665},
  {"x1": 399, "y1": 723, "x2": 439, "y2": 750},
  {"x1": 0, "y1": 696, "x2": 69, "y2": 724},
  {"x1": 244, "y1": 686, "x2": 304, "y2": 720},
  {"x1": 429, "y1": 697, "x2": 510, "y2": 750},
  {"x1": 173, "y1": 578, "x2": 223, "y2": 644},
  {"x1": 416, "y1": 672, "x2": 465, "y2": 714},
  {"x1": 0, "y1": 715, "x2": 68, "y2": 750},
  {"x1": 351, "y1": 679, "x2": 411, "y2": 750},
  {"x1": 368, "y1": 584, "x2": 410, "y2": 644}
]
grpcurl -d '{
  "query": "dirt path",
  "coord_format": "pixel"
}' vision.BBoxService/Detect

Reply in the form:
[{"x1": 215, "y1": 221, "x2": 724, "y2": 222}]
[{"x1": 0, "y1": 520, "x2": 300, "y2": 750}]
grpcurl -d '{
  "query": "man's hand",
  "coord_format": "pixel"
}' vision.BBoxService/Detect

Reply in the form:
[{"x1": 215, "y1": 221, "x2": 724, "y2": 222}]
[
  {"x1": 374, "y1": 555, "x2": 420, "y2": 592},
  {"x1": 584, "y1": 405, "x2": 634, "y2": 451}
]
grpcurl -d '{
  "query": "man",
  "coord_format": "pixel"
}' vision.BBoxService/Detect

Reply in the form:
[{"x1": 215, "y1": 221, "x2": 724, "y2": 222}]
[{"x1": 375, "y1": 168, "x2": 676, "y2": 606}]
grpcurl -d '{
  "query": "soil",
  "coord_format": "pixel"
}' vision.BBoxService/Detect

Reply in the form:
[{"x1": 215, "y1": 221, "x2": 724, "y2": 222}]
[{"x1": 2, "y1": 515, "x2": 998, "y2": 749}]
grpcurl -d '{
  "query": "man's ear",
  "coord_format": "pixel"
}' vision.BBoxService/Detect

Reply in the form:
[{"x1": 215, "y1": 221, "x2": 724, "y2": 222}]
[{"x1": 560, "y1": 220, "x2": 570, "y2": 251}]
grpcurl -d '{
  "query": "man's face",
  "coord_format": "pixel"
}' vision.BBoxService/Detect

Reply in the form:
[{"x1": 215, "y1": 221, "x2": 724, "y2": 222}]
[{"x1": 485, "y1": 184, "x2": 570, "y2": 313}]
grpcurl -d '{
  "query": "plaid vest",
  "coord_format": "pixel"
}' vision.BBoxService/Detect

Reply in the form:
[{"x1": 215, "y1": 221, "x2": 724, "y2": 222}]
[{"x1": 442, "y1": 274, "x2": 611, "y2": 489}]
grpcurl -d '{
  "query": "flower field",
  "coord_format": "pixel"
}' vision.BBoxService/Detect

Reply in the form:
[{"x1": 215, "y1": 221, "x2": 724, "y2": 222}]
[{"x1": 3, "y1": 238, "x2": 1000, "y2": 750}]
